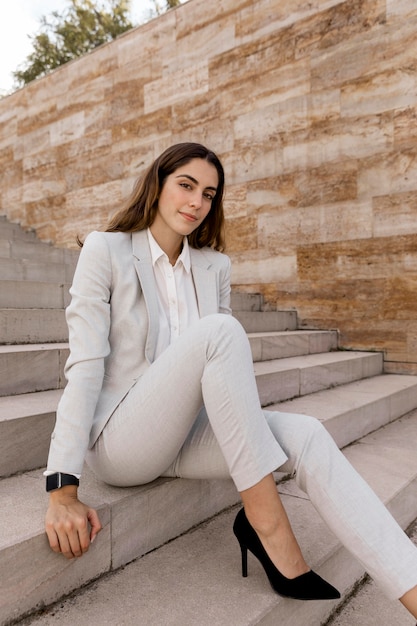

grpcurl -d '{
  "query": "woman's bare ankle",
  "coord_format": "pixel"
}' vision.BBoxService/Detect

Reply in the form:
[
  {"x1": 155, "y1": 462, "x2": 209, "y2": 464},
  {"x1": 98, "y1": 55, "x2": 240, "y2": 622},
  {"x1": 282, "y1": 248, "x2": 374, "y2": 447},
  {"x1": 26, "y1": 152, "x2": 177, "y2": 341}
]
[{"x1": 245, "y1": 511, "x2": 310, "y2": 579}]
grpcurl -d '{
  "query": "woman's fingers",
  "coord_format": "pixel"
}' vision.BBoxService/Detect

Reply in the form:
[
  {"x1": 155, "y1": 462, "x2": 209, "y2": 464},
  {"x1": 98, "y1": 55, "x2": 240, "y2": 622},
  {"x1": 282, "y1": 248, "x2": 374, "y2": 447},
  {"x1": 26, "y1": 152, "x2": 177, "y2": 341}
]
[{"x1": 45, "y1": 499, "x2": 102, "y2": 559}]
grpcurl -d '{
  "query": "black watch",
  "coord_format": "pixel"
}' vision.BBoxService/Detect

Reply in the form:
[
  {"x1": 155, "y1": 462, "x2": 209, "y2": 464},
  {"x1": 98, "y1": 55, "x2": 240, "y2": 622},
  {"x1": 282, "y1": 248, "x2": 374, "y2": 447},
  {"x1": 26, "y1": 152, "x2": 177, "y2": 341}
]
[{"x1": 46, "y1": 473, "x2": 79, "y2": 492}]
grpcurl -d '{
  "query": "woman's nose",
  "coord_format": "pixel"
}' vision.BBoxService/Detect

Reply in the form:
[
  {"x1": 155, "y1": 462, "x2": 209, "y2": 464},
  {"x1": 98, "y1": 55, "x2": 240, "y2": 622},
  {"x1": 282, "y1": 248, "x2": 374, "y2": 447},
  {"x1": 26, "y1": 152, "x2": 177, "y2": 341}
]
[{"x1": 189, "y1": 192, "x2": 202, "y2": 208}]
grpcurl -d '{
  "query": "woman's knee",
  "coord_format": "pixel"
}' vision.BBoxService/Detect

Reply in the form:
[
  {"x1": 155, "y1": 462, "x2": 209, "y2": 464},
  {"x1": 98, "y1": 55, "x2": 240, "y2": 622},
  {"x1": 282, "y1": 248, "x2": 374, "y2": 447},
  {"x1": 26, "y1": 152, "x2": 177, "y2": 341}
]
[{"x1": 199, "y1": 313, "x2": 247, "y2": 345}]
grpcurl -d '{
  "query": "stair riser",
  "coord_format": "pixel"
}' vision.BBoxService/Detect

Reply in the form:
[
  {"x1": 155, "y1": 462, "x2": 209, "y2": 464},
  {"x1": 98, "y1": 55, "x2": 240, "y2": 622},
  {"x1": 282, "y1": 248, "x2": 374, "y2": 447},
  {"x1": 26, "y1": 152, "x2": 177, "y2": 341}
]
[
  {"x1": 233, "y1": 310, "x2": 297, "y2": 332},
  {"x1": 0, "y1": 238, "x2": 78, "y2": 264},
  {"x1": 230, "y1": 292, "x2": 263, "y2": 312},
  {"x1": 0, "y1": 309, "x2": 68, "y2": 344},
  {"x1": 0, "y1": 347, "x2": 68, "y2": 396},
  {"x1": 257, "y1": 354, "x2": 383, "y2": 406},
  {"x1": 0, "y1": 282, "x2": 71, "y2": 309},
  {"x1": 249, "y1": 331, "x2": 337, "y2": 362},
  {"x1": 0, "y1": 413, "x2": 55, "y2": 477},
  {"x1": 0, "y1": 258, "x2": 77, "y2": 283},
  {"x1": 0, "y1": 219, "x2": 38, "y2": 242}
]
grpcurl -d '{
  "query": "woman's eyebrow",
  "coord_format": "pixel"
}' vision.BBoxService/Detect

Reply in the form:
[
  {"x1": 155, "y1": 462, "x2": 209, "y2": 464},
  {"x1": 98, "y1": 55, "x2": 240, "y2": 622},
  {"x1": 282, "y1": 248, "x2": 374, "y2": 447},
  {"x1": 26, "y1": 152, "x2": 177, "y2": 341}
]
[{"x1": 175, "y1": 173, "x2": 217, "y2": 192}]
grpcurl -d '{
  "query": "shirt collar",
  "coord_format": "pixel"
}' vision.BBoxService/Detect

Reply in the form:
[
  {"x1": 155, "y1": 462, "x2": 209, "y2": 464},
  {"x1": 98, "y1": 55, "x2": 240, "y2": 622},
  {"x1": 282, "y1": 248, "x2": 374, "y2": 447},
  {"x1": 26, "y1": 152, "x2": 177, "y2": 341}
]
[{"x1": 147, "y1": 229, "x2": 191, "y2": 273}]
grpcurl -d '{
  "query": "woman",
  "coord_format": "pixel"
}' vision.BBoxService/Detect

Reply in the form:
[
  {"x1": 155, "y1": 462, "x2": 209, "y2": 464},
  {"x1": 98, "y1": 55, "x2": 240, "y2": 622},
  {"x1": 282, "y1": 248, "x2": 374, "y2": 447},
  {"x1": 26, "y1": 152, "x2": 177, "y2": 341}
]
[{"x1": 45, "y1": 142, "x2": 417, "y2": 614}]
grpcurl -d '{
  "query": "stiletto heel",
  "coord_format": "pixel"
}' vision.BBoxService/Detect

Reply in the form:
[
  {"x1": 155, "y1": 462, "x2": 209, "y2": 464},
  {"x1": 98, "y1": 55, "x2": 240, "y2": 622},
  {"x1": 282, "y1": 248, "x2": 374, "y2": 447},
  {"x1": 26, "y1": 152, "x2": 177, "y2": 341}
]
[
  {"x1": 233, "y1": 508, "x2": 340, "y2": 601},
  {"x1": 240, "y1": 543, "x2": 248, "y2": 577}
]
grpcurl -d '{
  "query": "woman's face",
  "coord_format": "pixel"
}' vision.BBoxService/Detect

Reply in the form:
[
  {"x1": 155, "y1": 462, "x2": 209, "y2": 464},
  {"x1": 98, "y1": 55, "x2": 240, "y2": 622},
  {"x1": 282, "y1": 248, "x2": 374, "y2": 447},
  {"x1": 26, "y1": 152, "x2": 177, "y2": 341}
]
[{"x1": 152, "y1": 158, "x2": 219, "y2": 241}]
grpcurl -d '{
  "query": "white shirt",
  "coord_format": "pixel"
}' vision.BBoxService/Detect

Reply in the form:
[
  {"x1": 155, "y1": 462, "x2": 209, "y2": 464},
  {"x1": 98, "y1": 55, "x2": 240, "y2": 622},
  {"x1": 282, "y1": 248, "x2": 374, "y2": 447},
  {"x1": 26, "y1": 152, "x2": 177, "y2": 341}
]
[{"x1": 147, "y1": 229, "x2": 200, "y2": 360}]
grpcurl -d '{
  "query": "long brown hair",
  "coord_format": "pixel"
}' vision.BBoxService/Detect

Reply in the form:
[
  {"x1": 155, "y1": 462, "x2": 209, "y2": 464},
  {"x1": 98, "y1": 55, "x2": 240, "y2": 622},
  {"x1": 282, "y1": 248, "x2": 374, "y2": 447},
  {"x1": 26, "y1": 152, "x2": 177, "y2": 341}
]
[{"x1": 106, "y1": 142, "x2": 226, "y2": 250}]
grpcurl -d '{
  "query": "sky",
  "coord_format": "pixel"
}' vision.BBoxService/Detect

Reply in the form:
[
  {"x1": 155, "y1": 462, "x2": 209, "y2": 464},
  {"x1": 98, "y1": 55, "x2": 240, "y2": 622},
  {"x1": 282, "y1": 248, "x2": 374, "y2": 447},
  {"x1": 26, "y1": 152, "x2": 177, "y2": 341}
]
[{"x1": 0, "y1": 0, "x2": 158, "y2": 94}]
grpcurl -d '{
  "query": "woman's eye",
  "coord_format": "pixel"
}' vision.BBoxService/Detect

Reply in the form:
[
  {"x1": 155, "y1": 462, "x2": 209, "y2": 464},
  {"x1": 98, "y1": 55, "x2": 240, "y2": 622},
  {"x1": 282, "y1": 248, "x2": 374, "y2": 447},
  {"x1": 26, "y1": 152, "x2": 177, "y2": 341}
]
[
  {"x1": 204, "y1": 193, "x2": 214, "y2": 201},
  {"x1": 180, "y1": 182, "x2": 191, "y2": 189}
]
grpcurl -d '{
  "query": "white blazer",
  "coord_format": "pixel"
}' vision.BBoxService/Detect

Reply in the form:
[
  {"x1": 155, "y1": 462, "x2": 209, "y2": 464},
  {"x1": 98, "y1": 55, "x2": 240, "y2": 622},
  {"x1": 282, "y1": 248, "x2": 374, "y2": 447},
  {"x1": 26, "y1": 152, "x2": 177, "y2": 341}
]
[{"x1": 47, "y1": 230, "x2": 232, "y2": 475}]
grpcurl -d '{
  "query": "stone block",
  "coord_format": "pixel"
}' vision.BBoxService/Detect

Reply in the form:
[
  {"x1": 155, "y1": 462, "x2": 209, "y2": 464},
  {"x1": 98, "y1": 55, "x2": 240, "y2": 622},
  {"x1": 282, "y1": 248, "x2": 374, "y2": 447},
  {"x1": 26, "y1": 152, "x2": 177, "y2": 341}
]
[
  {"x1": 144, "y1": 61, "x2": 209, "y2": 114},
  {"x1": 341, "y1": 67, "x2": 417, "y2": 117},
  {"x1": 231, "y1": 253, "x2": 297, "y2": 285},
  {"x1": 394, "y1": 105, "x2": 417, "y2": 150},
  {"x1": 358, "y1": 148, "x2": 417, "y2": 199},
  {"x1": 387, "y1": 0, "x2": 417, "y2": 17},
  {"x1": 225, "y1": 216, "x2": 257, "y2": 253},
  {"x1": 311, "y1": 16, "x2": 417, "y2": 90},
  {"x1": 223, "y1": 184, "x2": 248, "y2": 219},
  {"x1": 283, "y1": 115, "x2": 393, "y2": 173},
  {"x1": 172, "y1": 16, "x2": 236, "y2": 72},
  {"x1": 373, "y1": 191, "x2": 417, "y2": 237},
  {"x1": 235, "y1": 0, "x2": 345, "y2": 40},
  {"x1": 297, "y1": 234, "x2": 417, "y2": 281},
  {"x1": 294, "y1": 0, "x2": 386, "y2": 58}
]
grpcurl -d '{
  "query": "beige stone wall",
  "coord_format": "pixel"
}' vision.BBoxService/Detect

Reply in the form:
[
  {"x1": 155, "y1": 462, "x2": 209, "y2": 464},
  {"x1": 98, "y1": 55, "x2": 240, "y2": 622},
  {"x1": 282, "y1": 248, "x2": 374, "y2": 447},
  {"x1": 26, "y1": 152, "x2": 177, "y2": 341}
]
[{"x1": 1, "y1": 0, "x2": 417, "y2": 370}]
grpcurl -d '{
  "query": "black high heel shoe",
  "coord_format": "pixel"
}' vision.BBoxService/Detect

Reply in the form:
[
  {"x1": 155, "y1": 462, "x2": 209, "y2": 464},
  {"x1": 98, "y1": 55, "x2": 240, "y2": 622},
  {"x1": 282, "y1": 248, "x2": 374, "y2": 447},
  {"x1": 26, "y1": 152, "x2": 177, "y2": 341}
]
[{"x1": 233, "y1": 508, "x2": 340, "y2": 601}]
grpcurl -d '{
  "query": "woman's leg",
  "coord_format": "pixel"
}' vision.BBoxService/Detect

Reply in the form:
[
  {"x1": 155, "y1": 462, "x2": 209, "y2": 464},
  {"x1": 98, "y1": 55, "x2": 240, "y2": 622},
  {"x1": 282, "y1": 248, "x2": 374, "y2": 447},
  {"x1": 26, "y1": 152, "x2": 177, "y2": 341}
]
[
  {"x1": 263, "y1": 410, "x2": 417, "y2": 605},
  {"x1": 166, "y1": 405, "x2": 417, "y2": 608},
  {"x1": 87, "y1": 314, "x2": 287, "y2": 488}
]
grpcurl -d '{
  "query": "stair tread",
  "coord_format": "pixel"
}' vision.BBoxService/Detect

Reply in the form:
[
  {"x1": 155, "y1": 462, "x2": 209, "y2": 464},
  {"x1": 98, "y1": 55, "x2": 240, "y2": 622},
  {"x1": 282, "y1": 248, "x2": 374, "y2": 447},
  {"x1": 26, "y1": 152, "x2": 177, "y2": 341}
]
[
  {"x1": 0, "y1": 389, "x2": 62, "y2": 420},
  {"x1": 10, "y1": 410, "x2": 417, "y2": 626},
  {"x1": 0, "y1": 342, "x2": 68, "y2": 354},
  {"x1": 253, "y1": 350, "x2": 381, "y2": 374},
  {"x1": 272, "y1": 373, "x2": 417, "y2": 416}
]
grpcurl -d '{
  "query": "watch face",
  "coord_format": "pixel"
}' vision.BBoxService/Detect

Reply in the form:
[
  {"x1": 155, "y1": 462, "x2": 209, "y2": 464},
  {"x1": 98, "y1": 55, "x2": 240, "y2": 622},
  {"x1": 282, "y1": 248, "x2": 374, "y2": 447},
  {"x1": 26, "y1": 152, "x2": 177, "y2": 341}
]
[{"x1": 46, "y1": 474, "x2": 60, "y2": 491}]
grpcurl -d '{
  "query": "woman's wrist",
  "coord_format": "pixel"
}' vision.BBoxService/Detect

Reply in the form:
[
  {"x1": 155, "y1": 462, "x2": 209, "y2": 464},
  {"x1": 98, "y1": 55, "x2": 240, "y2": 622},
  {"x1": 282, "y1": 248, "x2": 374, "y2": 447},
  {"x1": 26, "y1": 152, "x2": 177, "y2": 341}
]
[{"x1": 48, "y1": 484, "x2": 79, "y2": 502}]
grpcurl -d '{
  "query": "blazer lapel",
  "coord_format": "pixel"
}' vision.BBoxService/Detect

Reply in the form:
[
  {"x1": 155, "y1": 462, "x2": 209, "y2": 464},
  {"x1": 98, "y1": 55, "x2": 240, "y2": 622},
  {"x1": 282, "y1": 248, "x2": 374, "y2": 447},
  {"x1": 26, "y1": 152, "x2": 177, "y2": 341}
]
[
  {"x1": 190, "y1": 248, "x2": 219, "y2": 317},
  {"x1": 132, "y1": 230, "x2": 160, "y2": 363}
]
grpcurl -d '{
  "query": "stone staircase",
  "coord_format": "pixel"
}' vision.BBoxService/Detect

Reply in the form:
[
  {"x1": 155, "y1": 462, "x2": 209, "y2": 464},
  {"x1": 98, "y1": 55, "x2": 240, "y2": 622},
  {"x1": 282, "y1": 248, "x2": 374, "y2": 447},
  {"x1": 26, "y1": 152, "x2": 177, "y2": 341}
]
[{"x1": 1, "y1": 216, "x2": 417, "y2": 625}]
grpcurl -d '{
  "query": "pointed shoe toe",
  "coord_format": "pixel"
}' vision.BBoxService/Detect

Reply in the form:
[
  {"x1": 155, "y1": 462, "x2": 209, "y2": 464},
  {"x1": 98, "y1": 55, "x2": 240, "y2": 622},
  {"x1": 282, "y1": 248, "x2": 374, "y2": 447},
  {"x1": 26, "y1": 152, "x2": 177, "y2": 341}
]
[{"x1": 233, "y1": 508, "x2": 341, "y2": 601}]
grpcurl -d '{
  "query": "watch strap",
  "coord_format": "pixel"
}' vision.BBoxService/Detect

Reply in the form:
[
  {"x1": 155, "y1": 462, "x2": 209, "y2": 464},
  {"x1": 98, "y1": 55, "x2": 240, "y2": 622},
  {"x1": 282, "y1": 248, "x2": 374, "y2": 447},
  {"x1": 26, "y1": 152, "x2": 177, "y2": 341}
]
[{"x1": 46, "y1": 473, "x2": 80, "y2": 492}]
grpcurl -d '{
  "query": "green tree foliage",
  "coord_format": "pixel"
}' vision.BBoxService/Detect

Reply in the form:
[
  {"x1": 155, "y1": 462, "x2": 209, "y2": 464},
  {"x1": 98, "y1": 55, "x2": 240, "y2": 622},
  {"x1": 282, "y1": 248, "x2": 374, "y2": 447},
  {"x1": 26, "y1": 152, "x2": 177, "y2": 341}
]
[
  {"x1": 13, "y1": 0, "x2": 133, "y2": 87},
  {"x1": 150, "y1": 0, "x2": 182, "y2": 15}
]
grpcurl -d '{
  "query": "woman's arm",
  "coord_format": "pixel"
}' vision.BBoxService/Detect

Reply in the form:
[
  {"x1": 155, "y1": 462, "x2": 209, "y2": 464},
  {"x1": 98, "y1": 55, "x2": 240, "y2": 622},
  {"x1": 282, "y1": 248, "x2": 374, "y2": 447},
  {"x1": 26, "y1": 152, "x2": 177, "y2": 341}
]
[
  {"x1": 46, "y1": 231, "x2": 113, "y2": 557},
  {"x1": 47, "y1": 231, "x2": 113, "y2": 475}
]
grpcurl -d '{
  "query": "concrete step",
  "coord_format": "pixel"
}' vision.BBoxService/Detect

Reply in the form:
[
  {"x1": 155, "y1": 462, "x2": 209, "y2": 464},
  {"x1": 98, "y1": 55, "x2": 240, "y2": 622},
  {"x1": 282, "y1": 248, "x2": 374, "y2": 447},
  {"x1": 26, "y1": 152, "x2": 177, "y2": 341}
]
[
  {"x1": 270, "y1": 373, "x2": 417, "y2": 449},
  {"x1": 0, "y1": 466, "x2": 239, "y2": 625},
  {"x1": 4, "y1": 410, "x2": 417, "y2": 626},
  {"x1": 0, "y1": 281, "x2": 71, "y2": 309},
  {"x1": 324, "y1": 522, "x2": 417, "y2": 625},
  {"x1": 0, "y1": 309, "x2": 68, "y2": 344},
  {"x1": 230, "y1": 291, "x2": 264, "y2": 312},
  {"x1": 0, "y1": 258, "x2": 77, "y2": 284},
  {"x1": 248, "y1": 329, "x2": 337, "y2": 362},
  {"x1": 254, "y1": 350, "x2": 383, "y2": 406},
  {"x1": 0, "y1": 343, "x2": 68, "y2": 397},
  {"x1": 1, "y1": 314, "x2": 334, "y2": 348},
  {"x1": 0, "y1": 237, "x2": 79, "y2": 265},
  {"x1": 233, "y1": 309, "x2": 297, "y2": 332},
  {"x1": 0, "y1": 390, "x2": 62, "y2": 478},
  {"x1": 0, "y1": 217, "x2": 39, "y2": 243}
]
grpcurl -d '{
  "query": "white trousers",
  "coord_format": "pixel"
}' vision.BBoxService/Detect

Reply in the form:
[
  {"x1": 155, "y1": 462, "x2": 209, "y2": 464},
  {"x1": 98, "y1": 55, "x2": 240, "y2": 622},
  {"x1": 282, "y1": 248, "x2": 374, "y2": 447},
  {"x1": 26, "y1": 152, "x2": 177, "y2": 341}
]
[{"x1": 86, "y1": 314, "x2": 417, "y2": 599}]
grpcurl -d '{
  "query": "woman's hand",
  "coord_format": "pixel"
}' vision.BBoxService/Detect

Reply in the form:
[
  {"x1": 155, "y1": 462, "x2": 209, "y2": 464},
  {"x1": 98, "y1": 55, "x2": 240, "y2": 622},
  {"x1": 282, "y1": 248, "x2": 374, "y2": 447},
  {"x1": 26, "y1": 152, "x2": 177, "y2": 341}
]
[{"x1": 45, "y1": 485, "x2": 102, "y2": 559}]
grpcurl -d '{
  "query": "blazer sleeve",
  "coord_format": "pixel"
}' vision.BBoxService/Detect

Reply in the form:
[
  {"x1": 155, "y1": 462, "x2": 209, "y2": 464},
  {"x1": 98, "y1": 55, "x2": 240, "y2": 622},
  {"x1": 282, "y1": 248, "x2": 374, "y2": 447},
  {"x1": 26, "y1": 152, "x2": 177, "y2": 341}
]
[
  {"x1": 219, "y1": 254, "x2": 232, "y2": 315},
  {"x1": 46, "y1": 231, "x2": 112, "y2": 475}
]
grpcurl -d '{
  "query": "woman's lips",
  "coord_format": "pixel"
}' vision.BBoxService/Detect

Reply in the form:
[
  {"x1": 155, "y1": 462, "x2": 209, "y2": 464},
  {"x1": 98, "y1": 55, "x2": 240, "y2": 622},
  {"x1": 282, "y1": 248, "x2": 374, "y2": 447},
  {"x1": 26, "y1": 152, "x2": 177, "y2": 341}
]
[{"x1": 179, "y1": 211, "x2": 198, "y2": 222}]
